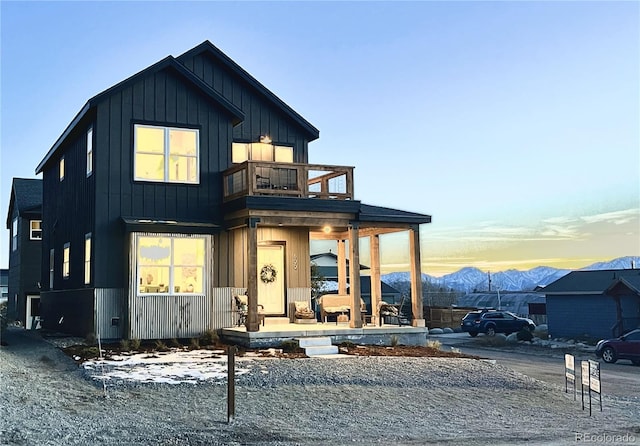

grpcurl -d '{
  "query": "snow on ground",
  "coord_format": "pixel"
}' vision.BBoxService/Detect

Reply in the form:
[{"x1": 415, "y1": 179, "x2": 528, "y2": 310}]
[{"x1": 82, "y1": 348, "x2": 260, "y2": 385}]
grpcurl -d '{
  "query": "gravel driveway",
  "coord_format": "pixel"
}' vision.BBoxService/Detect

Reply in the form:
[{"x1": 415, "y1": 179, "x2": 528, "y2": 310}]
[{"x1": 1, "y1": 328, "x2": 639, "y2": 445}]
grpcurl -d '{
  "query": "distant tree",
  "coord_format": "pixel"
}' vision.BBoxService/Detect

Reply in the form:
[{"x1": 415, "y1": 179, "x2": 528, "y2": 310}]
[{"x1": 310, "y1": 262, "x2": 325, "y2": 301}]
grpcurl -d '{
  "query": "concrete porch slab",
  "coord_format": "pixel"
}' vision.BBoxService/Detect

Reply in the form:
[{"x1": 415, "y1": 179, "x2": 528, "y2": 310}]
[{"x1": 220, "y1": 323, "x2": 428, "y2": 348}]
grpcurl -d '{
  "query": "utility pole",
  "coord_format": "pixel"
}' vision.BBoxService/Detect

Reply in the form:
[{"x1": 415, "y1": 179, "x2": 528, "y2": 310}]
[{"x1": 488, "y1": 271, "x2": 492, "y2": 292}]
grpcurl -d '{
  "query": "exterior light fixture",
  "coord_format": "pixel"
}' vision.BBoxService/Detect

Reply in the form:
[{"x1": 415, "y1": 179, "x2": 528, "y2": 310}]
[
  {"x1": 259, "y1": 135, "x2": 272, "y2": 144},
  {"x1": 323, "y1": 225, "x2": 331, "y2": 234}
]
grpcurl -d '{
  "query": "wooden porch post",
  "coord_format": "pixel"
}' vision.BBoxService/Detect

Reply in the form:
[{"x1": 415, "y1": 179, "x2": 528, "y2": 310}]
[
  {"x1": 370, "y1": 234, "x2": 381, "y2": 326},
  {"x1": 409, "y1": 225, "x2": 425, "y2": 327},
  {"x1": 349, "y1": 223, "x2": 363, "y2": 328},
  {"x1": 246, "y1": 218, "x2": 260, "y2": 332},
  {"x1": 337, "y1": 239, "x2": 347, "y2": 295}
]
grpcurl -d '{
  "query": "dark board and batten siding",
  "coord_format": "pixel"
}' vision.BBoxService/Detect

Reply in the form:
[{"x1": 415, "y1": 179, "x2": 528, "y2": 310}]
[
  {"x1": 180, "y1": 53, "x2": 310, "y2": 163},
  {"x1": 41, "y1": 120, "x2": 95, "y2": 292},
  {"x1": 93, "y1": 67, "x2": 235, "y2": 289}
]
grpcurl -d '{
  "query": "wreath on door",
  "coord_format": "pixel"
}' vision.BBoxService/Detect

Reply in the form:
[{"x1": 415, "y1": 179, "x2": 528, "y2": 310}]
[{"x1": 260, "y1": 264, "x2": 277, "y2": 283}]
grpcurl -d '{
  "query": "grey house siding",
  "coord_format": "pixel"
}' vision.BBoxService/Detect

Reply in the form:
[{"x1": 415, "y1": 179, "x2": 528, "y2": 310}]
[
  {"x1": 92, "y1": 67, "x2": 235, "y2": 290},
  {"x1": 546, "y1": 295, "x2": 618, "y2": 339},
  {"x1": 179, "y1": 53, "x2": 310, "y2": 162}
]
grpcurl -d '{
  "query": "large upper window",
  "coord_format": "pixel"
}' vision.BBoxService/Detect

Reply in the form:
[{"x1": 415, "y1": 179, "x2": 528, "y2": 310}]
[
  {"x1": 12, "y1": 218, "x2": 18, "y2": 251},
  {"x1": 134, "y1": 124, "x2": 199, "y2": 184},
  {"x1": 232, "y1": 142, "x2": 293, "y2": 164},
  {"x1": 30, "y1": 220, "x2": 42, "y2": 240},
  {"x1": 86, "y1": 127, "x2": 93, "y2": 176},
  {"x1": 63, "y1": 243, "x2": 70, "y2": 279},
  {"x1": 137, "y1": 235, "x2": 206, "y2": 295}
]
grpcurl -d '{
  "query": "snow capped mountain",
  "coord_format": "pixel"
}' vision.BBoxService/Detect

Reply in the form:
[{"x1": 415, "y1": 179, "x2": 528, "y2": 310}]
[{"x1": 381, "y1": 256, "x2": 640, "y2": 293}]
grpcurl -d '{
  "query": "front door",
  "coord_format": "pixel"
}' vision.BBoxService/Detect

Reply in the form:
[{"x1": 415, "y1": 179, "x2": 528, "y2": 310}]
[{"x1": 257, "y1": 244, "x2": 285, "y2": 315}]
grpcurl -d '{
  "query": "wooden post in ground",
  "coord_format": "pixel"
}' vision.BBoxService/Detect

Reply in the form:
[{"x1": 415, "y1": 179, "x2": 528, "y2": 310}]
[{"x1": 227, "y1": 345, "x2": 237, "y2": 423}]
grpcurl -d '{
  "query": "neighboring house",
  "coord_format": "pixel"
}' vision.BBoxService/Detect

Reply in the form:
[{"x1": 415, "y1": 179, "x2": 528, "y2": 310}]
[
  {"x1": 311, "y1": 252, "x2": 401, "y2": 312},
  {"x1": 457, "y1": 291, "x2": 546, "y2": 323},
  {"x1": 5, "y1": 178, "x2": 43, "y2": 329},
  {"x1": 1, "y1": 269, "x2": 8, "y2": 302},
  {"x1": 543, "y1": 269, "x2": 640, "y2": 339},
  {"x1": 34, "y1": 40, "x2": 430, "y2": 340}
]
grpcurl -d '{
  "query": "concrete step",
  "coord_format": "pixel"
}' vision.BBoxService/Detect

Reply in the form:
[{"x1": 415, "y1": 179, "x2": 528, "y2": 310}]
[
  {"x1": 297, "y1": 336, "x2": 333, "y2": 348},
  {"x1": 303, "y1": 345, "x2": 339, "y2": 356}
]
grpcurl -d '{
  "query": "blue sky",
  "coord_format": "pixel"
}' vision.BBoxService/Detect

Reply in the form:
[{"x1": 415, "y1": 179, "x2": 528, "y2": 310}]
[{"x1": 1, "y1": 1, "x2": 638, "y2": 275}]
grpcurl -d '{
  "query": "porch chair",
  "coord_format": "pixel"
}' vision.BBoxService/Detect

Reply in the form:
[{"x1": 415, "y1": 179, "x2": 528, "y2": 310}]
[
  {"x1": 293, "y1": 301, "x2": 316, "y2": 324},
  {"x1": 233, "y1": 294, "x2": 265, "y2": 327}
]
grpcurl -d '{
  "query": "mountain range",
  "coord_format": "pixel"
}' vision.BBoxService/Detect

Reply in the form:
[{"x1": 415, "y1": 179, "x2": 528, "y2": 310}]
[{"x1": 381, "y1": 256, "x2": 640, "y2": 293}]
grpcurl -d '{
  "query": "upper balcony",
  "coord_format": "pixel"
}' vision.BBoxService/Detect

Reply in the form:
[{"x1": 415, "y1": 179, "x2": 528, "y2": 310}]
[{"x1": 223, "y1": 161, "x2": 354, "y2": 202}]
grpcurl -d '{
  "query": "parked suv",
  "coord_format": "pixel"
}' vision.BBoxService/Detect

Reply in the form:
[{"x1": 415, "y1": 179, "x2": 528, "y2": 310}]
[
  {"x1": 461, "y1": 310, "x2": 536, "y2": 337},
  {"x1": 594, "y1": 328, "x2": 640, "y2": 365}
]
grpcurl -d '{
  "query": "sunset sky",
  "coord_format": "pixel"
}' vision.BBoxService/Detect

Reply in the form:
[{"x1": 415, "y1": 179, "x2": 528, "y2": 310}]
[{"x1": 1, "y1": 1, "x2": 638, "y2": 276}]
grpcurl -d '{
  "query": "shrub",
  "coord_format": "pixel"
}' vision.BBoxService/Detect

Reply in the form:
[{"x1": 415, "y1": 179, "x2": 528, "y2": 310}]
[
  {"x1": 154, "y1": 340, "x2": 169, "y2": 352},
  {"x1": 199, "y1": 329, "x2": 219, "y2": 346},
  {"x1": 130, "y1": 338, "x2": 141, "y2": 351},
  {"x1": 390, "y1": 335, "x2": 400, "y2": 347},
  {"x1": 190, "y1": 338, "x2": 200, "y2": 349},
  {"x1": 120, "y1": 339, "x2": 131, "y2": 351},
  {"x1": 280, "y1": 340, "x2": 300, "y2": 353},
  {"x1": 426, "y1": 339, "x2": 442, "y2": 350},
  {"x1": 516, "y1": 328, "x2": 533, "y2": 342},
  {"x1": 169, "y1": 338, "x2": 181, "y2": 348}
]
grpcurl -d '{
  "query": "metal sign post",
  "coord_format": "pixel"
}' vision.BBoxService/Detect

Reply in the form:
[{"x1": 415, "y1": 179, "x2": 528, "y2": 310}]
[
  {"x1": 580, "y1": 360, "x2": 589, "y2": 411},
  {"x1": 564, "y1": 354, "x2": 576, "y2": 400},
  {"x1": 227, "y1": 345, "x2": 237, "y2": 423},
  {"x1": 589, "y1": 359, "x2": 602, "y2": 415}
]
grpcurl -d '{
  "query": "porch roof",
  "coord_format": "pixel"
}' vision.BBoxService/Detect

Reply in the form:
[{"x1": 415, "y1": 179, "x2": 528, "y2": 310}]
[
  {"x1": 358, "y1": 203, "x2": 431, "y2": 225},
  {"x1": 121, "y1": 217, "x2": 220, "y2": 234}
]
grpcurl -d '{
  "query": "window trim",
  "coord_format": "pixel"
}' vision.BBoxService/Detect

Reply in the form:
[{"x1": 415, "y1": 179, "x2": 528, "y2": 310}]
[
  {"x1": 62, "y1": 242, "x2": 70, "y2": 279},
  {"x1": 11, "y1": 218, "x2": 18, "y2": 251},
  {"x1": 49, "y1": 249, "x2": 55, "y2": 289},
  {"x1": 135, "y1": 234, "x2": 208, "y2": 297},
  {"x1": 30, "y1": 220, "x2": 42, "y2": 240},
  {"x1": 84, "y1": 233, "x2": 92, "y2": 285},
  {"x1": 86, "y1": 127, "x2": 93, "y2": 177},
  {"x1": 133, "y1": 124, "x2": 200, "y2": 184}
]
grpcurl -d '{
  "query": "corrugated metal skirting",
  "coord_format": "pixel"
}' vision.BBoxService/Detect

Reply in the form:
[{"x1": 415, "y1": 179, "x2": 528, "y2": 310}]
[
  {"x1": 128, "y1": 287, "x2": 244, "y2": 340},
  {"x1": 95, "y1": 288, "x2": 125, "y2": 340}
]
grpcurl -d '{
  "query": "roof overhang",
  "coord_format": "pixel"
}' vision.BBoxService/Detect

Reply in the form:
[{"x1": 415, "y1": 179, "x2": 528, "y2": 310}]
[{"x1": 121, "y1": 217, "x2": 220, "y2": 234}]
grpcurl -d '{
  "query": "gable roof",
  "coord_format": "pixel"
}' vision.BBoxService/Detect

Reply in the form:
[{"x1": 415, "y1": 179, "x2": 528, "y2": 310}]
[
  {"x1": 358, "y1": 203, "x2": 431, "y2": 225},
  {"x1": 35, "y1": 55, "x2": 245, "y2": 174},
  {"x1": 177, "y1": 40, "x2": 319, "y2": 141},
  {"x1": 604, "y1": 275, "x2": 640, "y2": 295},
  {"x1": 543, "y1": 269, "x2": 640, "y2": 295},
  {"x1": 6, "y1": 178, "x2": 43, "y2": 228}
]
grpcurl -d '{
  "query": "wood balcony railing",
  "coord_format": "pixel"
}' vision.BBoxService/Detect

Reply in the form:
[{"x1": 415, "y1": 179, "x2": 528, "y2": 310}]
[{"x1": 223, "y1": 161, "x2": 354, "y2": 202}]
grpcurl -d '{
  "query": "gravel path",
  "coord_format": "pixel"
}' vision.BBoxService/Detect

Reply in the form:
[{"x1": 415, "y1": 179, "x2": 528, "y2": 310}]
[{"x1": 1, "y1": 328, "x2": 639, "y2": 445}]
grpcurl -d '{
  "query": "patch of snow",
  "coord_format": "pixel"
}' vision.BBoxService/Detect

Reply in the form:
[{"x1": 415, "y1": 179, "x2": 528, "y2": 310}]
[{"x1": 83, "y1": 349, "x2": 252, "y2": 385}]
